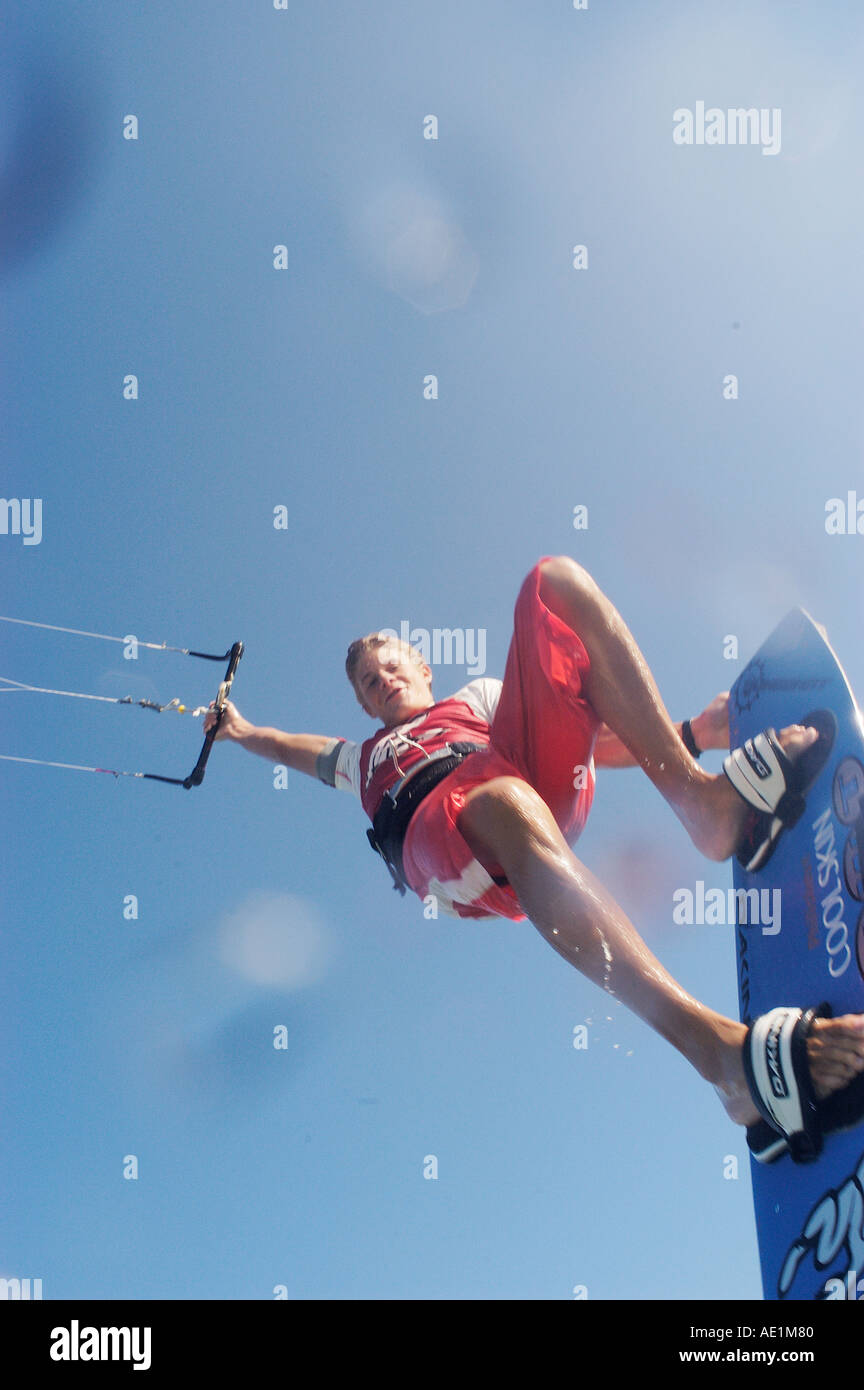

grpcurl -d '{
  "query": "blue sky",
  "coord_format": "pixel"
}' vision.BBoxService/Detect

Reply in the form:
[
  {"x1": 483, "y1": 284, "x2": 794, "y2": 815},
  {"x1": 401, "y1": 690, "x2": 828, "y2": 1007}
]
[{"x1": 3, "y1": 0, "x2": 864, "y2": 1300}]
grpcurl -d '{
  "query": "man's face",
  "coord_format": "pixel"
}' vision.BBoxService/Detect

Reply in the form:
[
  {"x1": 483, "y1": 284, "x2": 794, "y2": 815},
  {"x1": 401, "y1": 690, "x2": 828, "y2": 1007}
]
[{"x1": 354, "y1": 643, "x2": 434, "y2": 727}]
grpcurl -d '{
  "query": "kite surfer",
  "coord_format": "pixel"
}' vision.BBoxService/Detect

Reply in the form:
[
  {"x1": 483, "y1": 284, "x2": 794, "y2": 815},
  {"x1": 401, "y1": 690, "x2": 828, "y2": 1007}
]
[{"x1": 204, "y1": 556, "x2": 864, "y2": 1163}]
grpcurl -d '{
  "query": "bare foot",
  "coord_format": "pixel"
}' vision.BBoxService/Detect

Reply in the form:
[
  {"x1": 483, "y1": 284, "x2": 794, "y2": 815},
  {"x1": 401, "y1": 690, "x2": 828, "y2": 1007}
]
[
  {"x1": 687, "y1": 723, "x2": 820, "y2": 862},
  {"x1": 714, "y1": 1013, "x2": 864, "y2": 1129}
]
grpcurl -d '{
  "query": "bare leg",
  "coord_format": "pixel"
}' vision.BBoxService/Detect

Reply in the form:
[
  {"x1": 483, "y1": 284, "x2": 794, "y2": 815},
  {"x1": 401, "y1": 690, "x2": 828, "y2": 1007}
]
[
  {"x1": 457, "y1": 776, "x2": 864, "y2": 1125},
  {"x1": 536, "y1": 556, "x2": 818, "y2": 861}
]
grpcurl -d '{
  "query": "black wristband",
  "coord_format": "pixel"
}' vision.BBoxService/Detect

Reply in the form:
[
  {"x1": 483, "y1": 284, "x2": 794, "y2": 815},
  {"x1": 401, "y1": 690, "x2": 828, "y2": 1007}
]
[{"x1": 681, "y1": 719, "x2": 702, "y2": 759}]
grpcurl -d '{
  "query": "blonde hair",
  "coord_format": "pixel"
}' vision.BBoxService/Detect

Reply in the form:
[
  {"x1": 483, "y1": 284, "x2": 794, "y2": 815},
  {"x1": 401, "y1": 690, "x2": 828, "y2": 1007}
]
[{"x1": 345, "y1": 633, "x2": 427, "y2": 696}]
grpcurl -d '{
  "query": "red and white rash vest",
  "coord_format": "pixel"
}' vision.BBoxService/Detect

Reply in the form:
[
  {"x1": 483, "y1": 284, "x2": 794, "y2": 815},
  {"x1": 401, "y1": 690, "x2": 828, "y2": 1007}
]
[{"x1": 325, "y1": 678, "x2": 501, "y2": 822}]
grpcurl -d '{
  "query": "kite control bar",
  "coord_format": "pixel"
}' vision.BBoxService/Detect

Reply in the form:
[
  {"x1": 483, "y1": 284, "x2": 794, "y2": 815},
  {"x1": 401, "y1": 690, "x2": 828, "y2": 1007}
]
[
  {"x1": 145, "y1": 641, "x2": 244, "y2": 789},
  {"x1": 183, "y1": 641, "x2": 244, "y2": 787},
  {"x1": 0, "y1": 617, "x2": 245, "y2": 789}
]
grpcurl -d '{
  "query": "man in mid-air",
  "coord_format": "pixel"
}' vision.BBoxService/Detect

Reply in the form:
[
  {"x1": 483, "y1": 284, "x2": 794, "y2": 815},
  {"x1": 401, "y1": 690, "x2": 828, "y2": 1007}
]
[{"x1": 205, "y1": 555, "x2": 864, "y2": 1163}]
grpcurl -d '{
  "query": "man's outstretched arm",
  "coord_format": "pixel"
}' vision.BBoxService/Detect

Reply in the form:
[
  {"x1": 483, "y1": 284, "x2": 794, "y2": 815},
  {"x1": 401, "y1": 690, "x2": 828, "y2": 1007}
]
[
  {"x1": 593, "y1": 691, "x2": 730, "y2": 768},
  {"x1": 202, "y1": 699, "x2": 337, "y2": 779}
]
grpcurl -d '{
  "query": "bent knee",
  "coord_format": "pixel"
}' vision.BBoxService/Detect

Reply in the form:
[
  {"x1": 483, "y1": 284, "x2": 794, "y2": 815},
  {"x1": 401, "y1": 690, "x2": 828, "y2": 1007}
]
[{"x1": 538, "y1": 555, "x2": 599, "y2": 604}]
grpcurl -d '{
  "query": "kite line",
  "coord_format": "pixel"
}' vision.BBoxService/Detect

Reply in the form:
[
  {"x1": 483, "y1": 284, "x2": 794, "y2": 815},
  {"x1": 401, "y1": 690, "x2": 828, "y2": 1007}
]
[{"x1": 0, "y1": 615, "x2": 243, "y2": 788}]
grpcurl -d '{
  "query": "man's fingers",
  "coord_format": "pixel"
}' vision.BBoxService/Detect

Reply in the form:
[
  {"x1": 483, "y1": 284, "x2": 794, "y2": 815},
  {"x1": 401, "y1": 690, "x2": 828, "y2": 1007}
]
[{"x1": 203, "y1": 698, "x2": 240, "y2": 739}]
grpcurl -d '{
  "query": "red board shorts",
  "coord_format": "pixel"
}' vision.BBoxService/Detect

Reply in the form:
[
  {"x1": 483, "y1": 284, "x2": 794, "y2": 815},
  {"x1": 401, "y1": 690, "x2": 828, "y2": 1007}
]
[{"x1": 402, "y1": 557, "x2": 600, "y2": 920}]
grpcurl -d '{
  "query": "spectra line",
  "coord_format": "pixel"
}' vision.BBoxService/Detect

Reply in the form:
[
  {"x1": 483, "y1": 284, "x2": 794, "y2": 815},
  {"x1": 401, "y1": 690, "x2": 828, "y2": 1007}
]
[
  {"x1": 0, "y1": 674, "x2": 201, "y2": 714},
  {"x1": 0, "y1": 754, "x2": 152, "y2": 780},
  {"x1": 0, "y1": 618, "x2": 244, "y2": 788},
  {"x1": 0, "y1": 614, "x2": 231, "y2": 662}
]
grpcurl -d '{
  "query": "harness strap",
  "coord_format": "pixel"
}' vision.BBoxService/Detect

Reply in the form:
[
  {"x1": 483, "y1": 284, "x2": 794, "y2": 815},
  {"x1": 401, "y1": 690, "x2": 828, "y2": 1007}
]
[{"x1": 367, "y1": 743, "x2": 486, "y2": 895}]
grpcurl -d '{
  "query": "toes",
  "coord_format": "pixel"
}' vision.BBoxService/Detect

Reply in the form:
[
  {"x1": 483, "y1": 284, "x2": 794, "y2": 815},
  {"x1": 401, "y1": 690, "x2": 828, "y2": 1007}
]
[
  {"x1": 811, "y1": 1063, "x2": 860, "y2": 1100},
  {"x1": 808, "y1": 1017, "x2": 864, "y2": 1096},
  {"x1": 813, "y1": 1016, "x2": 864, "y2": 1050},
  {"x1": 778, "y1": 723, "x2": 819, "y2": 751},
  {"x1": 809, "y1": 1041, "x2": 864, "y2": 1071}
]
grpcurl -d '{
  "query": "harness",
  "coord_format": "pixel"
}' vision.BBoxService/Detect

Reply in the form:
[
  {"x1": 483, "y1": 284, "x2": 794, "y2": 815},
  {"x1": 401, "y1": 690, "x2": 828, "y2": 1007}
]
[{"x1": 366, "y1": 742, "x2": 486, "y2": 894}]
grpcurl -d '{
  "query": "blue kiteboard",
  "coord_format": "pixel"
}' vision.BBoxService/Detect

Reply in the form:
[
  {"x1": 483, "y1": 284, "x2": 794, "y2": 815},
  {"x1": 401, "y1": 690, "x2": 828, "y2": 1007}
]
[{"x1": 730, "y1": 608, "x2": 864, "y2": 1301}]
